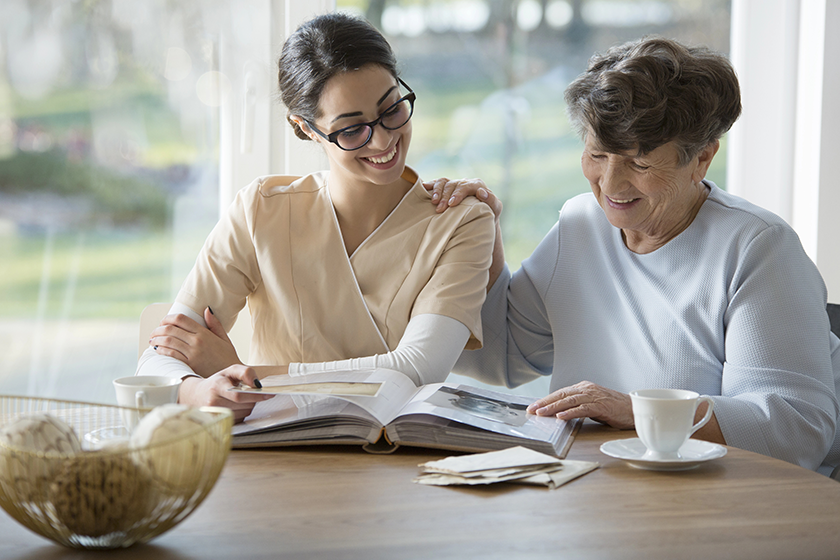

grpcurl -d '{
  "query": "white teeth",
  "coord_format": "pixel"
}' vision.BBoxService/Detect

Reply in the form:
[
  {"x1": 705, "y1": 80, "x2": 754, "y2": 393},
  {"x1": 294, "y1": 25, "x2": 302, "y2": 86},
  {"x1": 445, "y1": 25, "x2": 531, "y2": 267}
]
[
  {"x1": 608, "y1": 197, "x2": 634, "y2": 204},
  {"x1": 366, "y1": 146, "x2": 397, "y2": 164}
]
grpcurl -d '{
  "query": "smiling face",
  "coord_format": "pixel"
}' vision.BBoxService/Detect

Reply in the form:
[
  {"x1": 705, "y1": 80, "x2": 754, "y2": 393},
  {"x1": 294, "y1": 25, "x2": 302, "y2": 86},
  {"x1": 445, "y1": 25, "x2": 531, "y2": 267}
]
[
  {"x1": 581, "y1": 134, "x2": 718, "y2": 253},
  {"x1": 295, "y1": 64, "x2": 412, "y2": 191}
]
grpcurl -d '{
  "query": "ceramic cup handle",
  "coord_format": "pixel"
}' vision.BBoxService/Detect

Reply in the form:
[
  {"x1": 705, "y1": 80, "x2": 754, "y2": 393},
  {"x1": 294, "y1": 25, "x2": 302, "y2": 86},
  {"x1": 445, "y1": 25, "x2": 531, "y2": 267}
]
[
  {"x1": 135, "y1": 390, "x2": 147, "y2": 409},
  {"x1": 689, "y1": 396, "x2": 715, "y2": 436}
]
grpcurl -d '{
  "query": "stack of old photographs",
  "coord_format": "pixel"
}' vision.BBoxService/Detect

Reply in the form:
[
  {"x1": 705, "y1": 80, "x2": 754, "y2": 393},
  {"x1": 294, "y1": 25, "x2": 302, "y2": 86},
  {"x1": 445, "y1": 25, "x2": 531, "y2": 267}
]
[{"x1": 413, "y1": 446, "x2": 598, "y2": 489}]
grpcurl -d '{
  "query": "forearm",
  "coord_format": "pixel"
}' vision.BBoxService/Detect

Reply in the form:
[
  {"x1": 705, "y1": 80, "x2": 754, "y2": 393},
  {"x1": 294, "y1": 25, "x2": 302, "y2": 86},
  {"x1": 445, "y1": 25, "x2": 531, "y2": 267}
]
[
  {"x1": 710, "y1": 390, "x2": 834, "y2": 470},
  {"x1": 454, "y1": 262, "x2": 555, "y2": 388},
  {"x1": 136, "y1": 346, "x2": 200, "y2": 380},
  {"x1": 177, "y1": 376, "x2": 202, "y2": 405},
  {"x1": 200, "y1": 315, "x2": 467, "y2": 385},
  {"x1": 289, "y1": 314, "x2": 469, "y2": 385},
  {"x1": 451, "y1": 268, "x2": 511, "y2": 383},
  {"x1": 465, "y1": 221, "x2": 561, "y2": 388},
  {"x1": 137, "y1": 302, "x2": 207, "y2": 380}
]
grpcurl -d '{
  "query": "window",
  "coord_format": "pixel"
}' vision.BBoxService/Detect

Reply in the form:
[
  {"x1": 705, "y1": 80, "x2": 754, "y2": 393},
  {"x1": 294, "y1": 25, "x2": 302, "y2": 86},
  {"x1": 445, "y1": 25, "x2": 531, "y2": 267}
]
[
  {"x1": 338, "y1": 0, "x2": 731, "y2": 270},
  {"x1": 20, "y1": 2, "x2": 837, "y2": 403},
  {"x1": 337, "y1": 0, "x2": 731, "y2": 394},
  {"x1": 0, "y1": 1, "x2": 285, "y2": 403}
]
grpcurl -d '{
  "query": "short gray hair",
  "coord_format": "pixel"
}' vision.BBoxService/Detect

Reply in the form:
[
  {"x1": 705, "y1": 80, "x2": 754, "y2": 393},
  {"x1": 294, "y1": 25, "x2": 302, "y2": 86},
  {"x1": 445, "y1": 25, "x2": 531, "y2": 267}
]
[{"x1": 564, "y1": 37, "x2": 742, "y2": 165}]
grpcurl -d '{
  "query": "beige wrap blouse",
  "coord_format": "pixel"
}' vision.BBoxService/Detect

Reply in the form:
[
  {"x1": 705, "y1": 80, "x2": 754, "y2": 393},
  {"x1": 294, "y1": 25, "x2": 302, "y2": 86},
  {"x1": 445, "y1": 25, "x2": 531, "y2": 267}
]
[{"x1": 175, "y1": 167, "x2": 495, "y2": 367}]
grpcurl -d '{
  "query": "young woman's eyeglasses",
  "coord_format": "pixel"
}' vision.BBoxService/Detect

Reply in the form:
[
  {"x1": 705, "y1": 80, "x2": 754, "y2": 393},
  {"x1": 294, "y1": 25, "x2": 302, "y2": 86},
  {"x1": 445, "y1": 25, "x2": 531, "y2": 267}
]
[{"x1": 305, "y1": 79, "x2": 415, "y2": 151}]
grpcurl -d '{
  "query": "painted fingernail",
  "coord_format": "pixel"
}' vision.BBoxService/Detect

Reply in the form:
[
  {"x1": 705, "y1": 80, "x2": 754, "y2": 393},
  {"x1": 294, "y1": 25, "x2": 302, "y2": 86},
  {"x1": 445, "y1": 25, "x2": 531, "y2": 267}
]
[
  {"x1": 448, "y1": 196, "x2": 456, "y2": 206},
  {"x1": 432, "y1": 192, "x2": 439, "y2": 202},
  {"x1": 253, "y1": 378, "x2": 263, "y2": 389}
]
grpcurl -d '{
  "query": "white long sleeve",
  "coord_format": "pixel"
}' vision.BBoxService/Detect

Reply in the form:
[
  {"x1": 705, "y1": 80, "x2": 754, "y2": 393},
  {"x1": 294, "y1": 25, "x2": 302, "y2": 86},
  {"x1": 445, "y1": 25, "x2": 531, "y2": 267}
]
[
  {"x1": 289, "y1": 314, "x2": 469, "y2": 386},
  {"x1": 135, "y1": 302, "x2": 205, "y2": 380},
  {"x1": 138, "y1": 307, "x2": 469, "y2": 387}
]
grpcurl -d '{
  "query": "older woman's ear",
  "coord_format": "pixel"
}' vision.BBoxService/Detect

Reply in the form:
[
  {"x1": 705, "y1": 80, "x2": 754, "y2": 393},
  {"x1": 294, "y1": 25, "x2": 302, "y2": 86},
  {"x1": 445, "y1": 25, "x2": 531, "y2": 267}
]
[{"x1": 692, "y1": 140, "x2": 720, "y2": 183}]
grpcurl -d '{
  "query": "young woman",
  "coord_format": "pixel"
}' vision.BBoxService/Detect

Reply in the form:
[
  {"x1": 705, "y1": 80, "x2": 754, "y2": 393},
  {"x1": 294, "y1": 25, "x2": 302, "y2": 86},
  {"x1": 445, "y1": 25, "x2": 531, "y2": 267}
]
[{"x1": 136, "y1": 13, "x2": 495, "y2": 421}]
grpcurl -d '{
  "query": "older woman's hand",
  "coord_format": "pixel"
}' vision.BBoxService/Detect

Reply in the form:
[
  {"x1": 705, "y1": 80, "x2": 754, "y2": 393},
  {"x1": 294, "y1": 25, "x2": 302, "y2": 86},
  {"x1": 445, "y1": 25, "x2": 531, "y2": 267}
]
[
  {"x1": 527, "y1": 381, "x2": 635, "y2": 429},
  {"x1": 423, "y1": 177, "x2": 503, "y2": 219},
  {"x1": 150, "y1": 307, "x2": 241, "y2": 377}
]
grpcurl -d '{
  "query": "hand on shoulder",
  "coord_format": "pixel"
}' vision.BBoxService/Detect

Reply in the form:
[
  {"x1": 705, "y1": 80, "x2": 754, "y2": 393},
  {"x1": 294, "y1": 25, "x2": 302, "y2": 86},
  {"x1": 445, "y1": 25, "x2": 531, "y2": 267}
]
[{"x1": 423, "y1": 177, "x2": 503, "y2": 220}]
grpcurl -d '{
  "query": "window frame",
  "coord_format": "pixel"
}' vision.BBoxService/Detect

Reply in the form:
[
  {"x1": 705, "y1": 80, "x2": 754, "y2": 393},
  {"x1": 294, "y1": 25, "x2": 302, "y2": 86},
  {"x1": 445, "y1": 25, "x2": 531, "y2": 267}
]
[
  {"x1": 220, "y1": 0, "x2": 332, "y2": 212},
  {"x1": 728, "y1": 0, "x2": 840, "y2": 300}
]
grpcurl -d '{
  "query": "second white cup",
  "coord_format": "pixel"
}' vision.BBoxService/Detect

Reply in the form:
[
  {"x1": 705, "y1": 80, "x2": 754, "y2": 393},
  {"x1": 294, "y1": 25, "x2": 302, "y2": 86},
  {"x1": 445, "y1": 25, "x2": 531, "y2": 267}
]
[
  {"x1": 113, "y1": 375, "x2": 182, "y2": 431},
  {"x1": 630, "y1": 388, "x2": 714, "y2": 461}
]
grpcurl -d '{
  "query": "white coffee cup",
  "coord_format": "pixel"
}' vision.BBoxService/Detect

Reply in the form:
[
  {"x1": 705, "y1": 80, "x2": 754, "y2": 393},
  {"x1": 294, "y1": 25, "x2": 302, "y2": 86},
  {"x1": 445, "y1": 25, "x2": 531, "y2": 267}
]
[
  {"x1": 113, "y1": 376, "x2": 182, "y2": 431},
  {"x1": 629, "y1": 388, "x2": 715, "y2": 461}
]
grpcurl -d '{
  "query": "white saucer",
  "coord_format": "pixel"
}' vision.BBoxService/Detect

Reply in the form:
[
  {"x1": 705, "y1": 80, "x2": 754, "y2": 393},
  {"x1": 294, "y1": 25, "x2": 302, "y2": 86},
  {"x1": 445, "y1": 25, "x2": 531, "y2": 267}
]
[
  {"x1": 83, "y1": 426, "x2": 130, "y2": 450},
  {"x1": 600, "y1": 438, "x2": 727, "y2": 471}
]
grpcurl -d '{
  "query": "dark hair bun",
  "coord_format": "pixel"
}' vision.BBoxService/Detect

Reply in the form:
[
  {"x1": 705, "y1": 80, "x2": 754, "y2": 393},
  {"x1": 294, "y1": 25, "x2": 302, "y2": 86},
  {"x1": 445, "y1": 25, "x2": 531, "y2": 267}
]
[{"x1": 278, "y1": 13, "x2": 398, "y2": 138}]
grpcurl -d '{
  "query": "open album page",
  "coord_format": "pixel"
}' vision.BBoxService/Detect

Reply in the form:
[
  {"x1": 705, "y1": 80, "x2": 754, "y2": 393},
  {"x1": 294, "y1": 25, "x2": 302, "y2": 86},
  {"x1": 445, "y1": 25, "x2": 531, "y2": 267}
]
[
  {"x1": 385, "y1": 383, "x2": 577, "y2": 457},
  {"x1": 231, "y1": 368, "x2": 419, "y2": 447}
]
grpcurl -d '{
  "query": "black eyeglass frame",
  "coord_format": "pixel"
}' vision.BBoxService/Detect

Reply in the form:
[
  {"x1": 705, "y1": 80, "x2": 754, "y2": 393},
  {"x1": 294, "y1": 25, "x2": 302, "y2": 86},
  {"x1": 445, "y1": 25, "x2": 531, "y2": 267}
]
[{"x1": 304, "y1": 79, "x2": 415, "y2": 151}]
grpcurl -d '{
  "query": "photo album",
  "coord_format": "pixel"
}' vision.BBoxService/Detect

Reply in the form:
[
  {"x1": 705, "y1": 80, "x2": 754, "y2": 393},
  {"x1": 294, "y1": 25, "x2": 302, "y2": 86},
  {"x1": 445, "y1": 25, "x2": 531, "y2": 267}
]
[{"x1": 229, "y1": 368, "x2": 579, "y2": 457}]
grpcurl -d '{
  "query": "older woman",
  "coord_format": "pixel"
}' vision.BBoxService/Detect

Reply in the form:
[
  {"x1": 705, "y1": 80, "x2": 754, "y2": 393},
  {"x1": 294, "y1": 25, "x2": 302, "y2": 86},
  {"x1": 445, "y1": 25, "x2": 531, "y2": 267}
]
[{"x1": 431, "y1": 37, "x2": 840, "y2": 473}]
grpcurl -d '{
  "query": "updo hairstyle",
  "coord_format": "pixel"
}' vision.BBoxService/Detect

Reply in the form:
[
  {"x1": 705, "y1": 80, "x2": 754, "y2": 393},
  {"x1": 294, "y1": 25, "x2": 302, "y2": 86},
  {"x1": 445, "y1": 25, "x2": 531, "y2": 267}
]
[
  {"x1": 278, "y1": 13, "x2": 399, "y2": 141},
  {"x1": 565, "y1": 37, "x2": 742, "y2": 165}
]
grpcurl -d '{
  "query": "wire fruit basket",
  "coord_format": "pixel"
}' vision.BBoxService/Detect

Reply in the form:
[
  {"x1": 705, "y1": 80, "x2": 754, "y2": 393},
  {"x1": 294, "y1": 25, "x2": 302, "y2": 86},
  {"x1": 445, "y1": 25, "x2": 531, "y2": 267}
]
[{"x1": 0, "y1": 395, "x2": 233, "y2": 549}]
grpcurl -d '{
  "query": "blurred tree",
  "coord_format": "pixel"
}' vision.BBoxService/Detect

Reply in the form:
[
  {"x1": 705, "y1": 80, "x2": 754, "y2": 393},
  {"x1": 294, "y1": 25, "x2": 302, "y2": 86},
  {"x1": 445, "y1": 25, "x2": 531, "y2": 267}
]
[
  {"x1": 366, "y1": 0, "x2": 386, "y2": 28},
  {"x1": 566, "y1": 0, "x2": 590, "y2": 46}
]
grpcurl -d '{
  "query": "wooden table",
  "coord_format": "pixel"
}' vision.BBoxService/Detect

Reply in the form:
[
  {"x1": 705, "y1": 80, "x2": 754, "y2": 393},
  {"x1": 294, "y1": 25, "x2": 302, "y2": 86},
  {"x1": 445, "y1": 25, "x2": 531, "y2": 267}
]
[{"x1": 2, "y1": 423, "x2": 840, "y2": 560}]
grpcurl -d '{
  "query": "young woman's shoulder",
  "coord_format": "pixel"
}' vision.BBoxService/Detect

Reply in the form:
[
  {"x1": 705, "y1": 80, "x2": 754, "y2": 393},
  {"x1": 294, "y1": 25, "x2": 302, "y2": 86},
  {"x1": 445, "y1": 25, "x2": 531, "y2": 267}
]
[
  {"x1": 226, "y1": 172, "x2": 329, "y2": 226},
  {"x1": 253, "y1": 171, "x2": 328, "y2": 198},
  {"x1": 407, "y1": 178, "x2": 495, "y2": 224}
]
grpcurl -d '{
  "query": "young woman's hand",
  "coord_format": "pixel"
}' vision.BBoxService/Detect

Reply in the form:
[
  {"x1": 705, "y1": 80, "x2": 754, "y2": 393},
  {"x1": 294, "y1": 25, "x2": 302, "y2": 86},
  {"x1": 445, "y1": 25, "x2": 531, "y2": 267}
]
[
  {"x1": 150, "y1": 307, "x2": 241, "y2": 377},
  {"x1": 178, "y1": 366, "x2": 272, "y2": 423},
  {"x1": 423, "y1": 177, "x2": 503, "y2": 220}
]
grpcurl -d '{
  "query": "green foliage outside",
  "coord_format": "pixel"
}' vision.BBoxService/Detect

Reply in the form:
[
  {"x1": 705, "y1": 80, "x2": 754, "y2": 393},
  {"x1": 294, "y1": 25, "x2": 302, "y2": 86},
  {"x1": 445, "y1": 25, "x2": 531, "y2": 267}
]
[
  {"x1": 0, "y1": 230, "x2": 173, "y2": 320},
  {"x1": 0, "y1": 150, "x2": 170, "y2": 228},
  {"x1": 409, "y1": 77, "x2": 729, "y2": 268},
  {"x1": 0, "y1": 74, "x2": 729, "y2": 320},
  {"x1": 0, "y1": 0, "x2": 730, "y2": 321}
]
